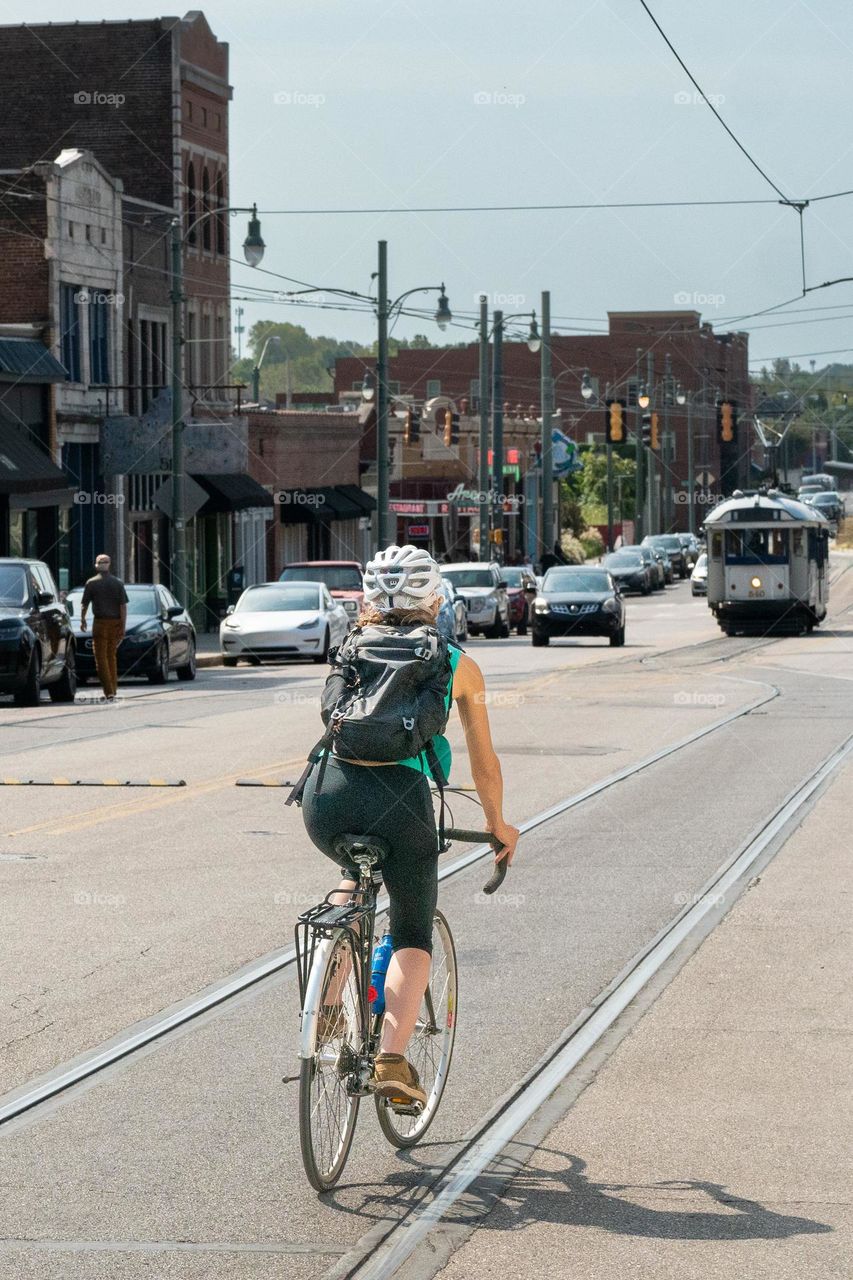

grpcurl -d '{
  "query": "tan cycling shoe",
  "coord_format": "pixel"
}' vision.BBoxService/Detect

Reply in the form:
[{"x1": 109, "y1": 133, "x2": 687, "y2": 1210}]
[{"x1": 371, "y1": 1052, "x2": 427, "y2": 1108}]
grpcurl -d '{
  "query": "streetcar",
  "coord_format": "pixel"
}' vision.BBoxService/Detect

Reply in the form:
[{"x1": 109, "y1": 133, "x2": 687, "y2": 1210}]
[{"x1": 702, "y1": 489, "x2": 831, "y2": 636}]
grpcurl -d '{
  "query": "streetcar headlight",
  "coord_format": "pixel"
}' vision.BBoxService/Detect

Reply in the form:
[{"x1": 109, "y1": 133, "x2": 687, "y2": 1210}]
[{"x1": 750, "y1": 576, "x2": 762, "y2": 589}]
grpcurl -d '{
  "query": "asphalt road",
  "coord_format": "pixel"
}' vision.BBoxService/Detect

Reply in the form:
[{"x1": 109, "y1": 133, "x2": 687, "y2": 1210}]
[{"x1": 2, "y1": 565, "x2": 852, "y2": 1279}]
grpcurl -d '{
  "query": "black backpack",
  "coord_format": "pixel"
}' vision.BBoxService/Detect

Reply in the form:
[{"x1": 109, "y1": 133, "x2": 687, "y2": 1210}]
[{"x1": 287, "y1": 623, "x2": 453, "y2": 821}]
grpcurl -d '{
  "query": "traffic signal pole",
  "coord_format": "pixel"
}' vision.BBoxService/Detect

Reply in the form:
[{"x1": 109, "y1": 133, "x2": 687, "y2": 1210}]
[
  {"x1": 606, "y1": 443, "x2": 614, "y2": 550},
  {"x1": 540, "y1": 291, "x2": 554, "y2": 563},
  {"x1": 634, "y1": 348, "x2": 644, "y2": 542},
  {"x1": 478, "y1": 295, "x2": 490, "y2": 561},
  {"x1": 492, "y1": 310, "x2": 504, "y2": 563},
  {"x1": 376, "y1": 240, "x2": 389, "y2": 548}
]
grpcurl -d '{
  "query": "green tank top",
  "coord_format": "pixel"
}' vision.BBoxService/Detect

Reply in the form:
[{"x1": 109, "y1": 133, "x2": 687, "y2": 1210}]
[{"x1": 397, "y1": 643, "x2": 461, "y2": 781}]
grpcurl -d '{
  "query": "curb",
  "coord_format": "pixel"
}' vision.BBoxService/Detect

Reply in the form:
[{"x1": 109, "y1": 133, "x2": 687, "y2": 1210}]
[{"x1": 196, "y1": 652, "x2": 222, "y2": 669}]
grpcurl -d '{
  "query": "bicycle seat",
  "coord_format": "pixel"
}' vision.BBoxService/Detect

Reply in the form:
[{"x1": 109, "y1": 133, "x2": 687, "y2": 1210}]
[{"x1": 334, "y1": 833, "x2": 390, "y2": 869}]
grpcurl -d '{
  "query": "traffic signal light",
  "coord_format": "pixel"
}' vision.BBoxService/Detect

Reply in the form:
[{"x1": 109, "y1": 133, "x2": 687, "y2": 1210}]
[
  {"x1": 442, "y1": 408, "x2": 460, "y2": 447},
  {"x1": 717, "y1": 401, "x2": 736, "y2": 444},
  {"x1": 605, "y1": 399, "x2": 626, "y2": 444},
  {"x1": 650, "y1": 412, "x2": 661, "y2": 451},
  {"x1": 641, "y1": 413, "x2": 652, "y2": 447},
  {"x1": 403, "y1": 405, "x2": 421, "y2": 445}
]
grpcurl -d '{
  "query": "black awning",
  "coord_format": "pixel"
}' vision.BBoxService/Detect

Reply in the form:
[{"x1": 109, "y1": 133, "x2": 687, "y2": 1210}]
[
  {"x1": 0, "y1": 338, "x2": 68, "y2": 383},
  {"x1": 277, "y1": 485, "x2": 372, "y2": 525},
  {"x1": 0, "y1": 427, "x2": 70, "y2": 496},
  {"x1": 193, "y1": 473, "x2": 275, "y2": 514},
  {"x1": 336, "y1": 484, "x2": 376, "y2": 514}
]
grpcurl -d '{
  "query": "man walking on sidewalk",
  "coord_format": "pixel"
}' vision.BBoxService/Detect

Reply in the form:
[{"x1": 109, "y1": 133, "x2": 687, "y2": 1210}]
[{"x1": 80, "y1": 554, "x2": 128, "y2": 700}]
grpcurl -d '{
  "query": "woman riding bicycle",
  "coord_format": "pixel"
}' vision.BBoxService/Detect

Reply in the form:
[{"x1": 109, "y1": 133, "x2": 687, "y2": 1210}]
[{"x1": 301, "y1": 544, "x2": 519, "y2": 1108}]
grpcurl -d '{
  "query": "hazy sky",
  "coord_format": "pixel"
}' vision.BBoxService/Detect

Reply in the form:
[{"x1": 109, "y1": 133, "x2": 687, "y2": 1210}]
[{"x1": 14, "y1": 0, "x2": 853, "y2": 367}]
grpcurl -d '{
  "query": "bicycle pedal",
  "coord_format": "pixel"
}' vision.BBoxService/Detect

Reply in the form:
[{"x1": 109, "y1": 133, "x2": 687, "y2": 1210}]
[{"x1": 387, "y1": 1099, "x2": 424, "y2": 1116}]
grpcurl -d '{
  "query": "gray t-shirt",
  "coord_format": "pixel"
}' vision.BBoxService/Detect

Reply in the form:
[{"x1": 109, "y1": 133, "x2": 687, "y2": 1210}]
[{"x1": 81, "y1": 572, "x2": 129, "y2": 620}]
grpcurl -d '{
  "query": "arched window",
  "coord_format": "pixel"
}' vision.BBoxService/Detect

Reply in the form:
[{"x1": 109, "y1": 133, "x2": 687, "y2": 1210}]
[
  {"x1": 202, "y1": 168, "x2": 211, "y2": 251},
  {"x1": 185, "y1": 161, "x2": 197, "y2": 245},
  {"x1": 215, "y1": 171, "x2": 226, "y2": 255}
]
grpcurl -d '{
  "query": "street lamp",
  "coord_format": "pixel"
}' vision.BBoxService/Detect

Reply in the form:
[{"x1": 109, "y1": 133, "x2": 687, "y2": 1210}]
[
  {"x1": 170, "y1": 202, "x2": 265, "y2": 607},
  {"x1": 284, "y1": 244, "x2": 451, "y2": 547},
  {"x1": 434, "y1": 286, "x2": 453, "y2": 331},
  {"x1": 361, "y1": 369, "x2": 375, "y2": 401},
  {"x1": 527, "y1": 314, "x2": 542, "y2": 354},
  {"x1": 484, "y1": 305, "x2": 541, "y2": 563},
  {"x1": 637, "y1": 383, "x2": 651, "y2": 410},
  {"x1": 251, "y1": 333, "x2": 281, "y2": 403},
  {"x1": 581, "y1": 369, "x2": 594, "y2": 401}
]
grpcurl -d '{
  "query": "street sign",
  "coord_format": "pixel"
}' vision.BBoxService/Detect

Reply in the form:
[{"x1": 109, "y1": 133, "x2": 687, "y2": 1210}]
[
  {"x1": 696, "y1": 470, "x2": 716, "y2": 487},
  {"x1": 152, "y1": 475, "x2": 209, "y2": 522}
]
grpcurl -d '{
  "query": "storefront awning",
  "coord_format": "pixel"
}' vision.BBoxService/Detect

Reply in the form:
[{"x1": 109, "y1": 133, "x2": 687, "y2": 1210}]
[
  {"x1": 278, "y1": 485, "x2": 374, "y2": 524},
  {"x1": 0, "y1": 427, "x2": 72, "y2": 496},
  {"x1": 0, "y1": 339, "x2": 68, "y2": 383},
  {"x1": 193, "y1": 473, "x2": 275, "y2": 514}
]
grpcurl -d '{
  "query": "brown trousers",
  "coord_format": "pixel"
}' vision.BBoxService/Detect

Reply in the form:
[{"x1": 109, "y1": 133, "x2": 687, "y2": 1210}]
[{"x1": 92, "y1": 618, "x2": 123, "y2": 698}]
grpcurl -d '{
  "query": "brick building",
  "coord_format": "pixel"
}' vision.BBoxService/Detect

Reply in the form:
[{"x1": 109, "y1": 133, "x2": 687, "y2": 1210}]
[
  {"x1": 247, "y1": 410, "x2": 375, "y2": 574},
  {"x1": 0, "y1": 13, "x2": 232, "y2": 409},
  {"x1": 335, "y1": 310, "x2": 752, "y2": 544}
]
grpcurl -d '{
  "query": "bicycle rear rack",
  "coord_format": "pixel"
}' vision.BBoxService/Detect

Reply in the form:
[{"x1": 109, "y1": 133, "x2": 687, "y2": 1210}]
[{"x1": 294, "y1": 891, "x2": 374, "y2": 1012}]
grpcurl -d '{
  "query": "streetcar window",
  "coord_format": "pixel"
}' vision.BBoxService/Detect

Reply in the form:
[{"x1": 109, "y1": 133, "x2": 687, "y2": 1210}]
[
  {"x1": 711, "y1": 533, "x2": 723, "y2": 558},
  {"x1": 724, "y1": 529, "x2": 789, "y2": 565}
]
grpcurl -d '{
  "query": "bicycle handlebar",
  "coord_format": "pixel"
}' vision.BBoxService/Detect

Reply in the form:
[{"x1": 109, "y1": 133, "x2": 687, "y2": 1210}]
[{"x1": 444, "y1": 828, "x2": 509, "y2": 895}]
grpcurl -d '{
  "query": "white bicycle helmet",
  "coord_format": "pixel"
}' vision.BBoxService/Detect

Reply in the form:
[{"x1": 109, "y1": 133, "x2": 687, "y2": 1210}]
[{"x1": 363, "y1": 544, "x2": 443, "y2": 611}]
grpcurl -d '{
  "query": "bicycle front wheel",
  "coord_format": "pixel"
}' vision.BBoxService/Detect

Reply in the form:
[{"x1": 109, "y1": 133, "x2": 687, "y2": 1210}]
[
  {"x1": 375, "y1": 909, "x2": 458, "y2": 1148},
  {"x1": 299, "y1": 931, "x2": 362, "y2": 1191}
]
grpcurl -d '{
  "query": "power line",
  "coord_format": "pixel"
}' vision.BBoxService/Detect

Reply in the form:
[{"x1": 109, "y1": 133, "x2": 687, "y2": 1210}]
[{"x1": 638, "y1": 0, "x2": 792, "y2": 204}]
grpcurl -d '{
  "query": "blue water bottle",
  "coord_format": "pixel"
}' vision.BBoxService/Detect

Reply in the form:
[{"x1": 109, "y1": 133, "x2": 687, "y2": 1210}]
[{"x1": 369, "y1": 933, "x2": 394, "y2": 1015}]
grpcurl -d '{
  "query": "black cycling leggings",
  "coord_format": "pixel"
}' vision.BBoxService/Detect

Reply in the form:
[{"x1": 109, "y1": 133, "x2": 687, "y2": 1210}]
[{"x1": 301, "y1": 756, "x2": 438, "y2": 954}]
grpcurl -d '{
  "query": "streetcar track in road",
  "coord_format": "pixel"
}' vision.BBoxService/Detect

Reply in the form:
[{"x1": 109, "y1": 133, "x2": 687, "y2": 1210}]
[
  {"x1": 325, "y1": 730, "x2": 853, "y2": 1280},
  {"x1": 0, "y1": 682, "x2": 777, "y2": 1129}
]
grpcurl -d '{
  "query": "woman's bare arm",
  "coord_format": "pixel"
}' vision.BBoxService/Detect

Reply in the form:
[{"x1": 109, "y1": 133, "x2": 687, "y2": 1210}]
[{"x1": 452, "y1": 653, "x2": 520, "y2": 863}]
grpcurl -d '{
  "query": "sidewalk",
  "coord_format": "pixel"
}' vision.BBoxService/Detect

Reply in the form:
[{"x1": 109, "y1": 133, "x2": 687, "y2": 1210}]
[
  {"x1": 195, "y1": 631, "x2": 222, "y2": 669},
  {"x1": 438, "y1": 760, "x2": 853, "y2": 1280}
]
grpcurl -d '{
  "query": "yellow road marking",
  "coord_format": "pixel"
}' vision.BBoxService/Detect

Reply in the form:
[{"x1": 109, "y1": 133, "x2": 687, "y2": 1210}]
[{"x1": 5, "y1": 757, "x2": 305, "y2": 838}]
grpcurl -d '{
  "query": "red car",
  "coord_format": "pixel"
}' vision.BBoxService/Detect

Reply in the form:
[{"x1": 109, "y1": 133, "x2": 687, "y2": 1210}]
[
  {"x1": 501, "y1": 566, "x2": 538, "y2": 635},
  {"x1": 279, "y1": 560, "x2": 363, "y2": 624}
]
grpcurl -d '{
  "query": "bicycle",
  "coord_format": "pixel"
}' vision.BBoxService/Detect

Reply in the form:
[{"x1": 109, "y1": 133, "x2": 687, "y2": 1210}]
[{"x1": 294, "y1": 827, "x2": 508, "y2": 1192}]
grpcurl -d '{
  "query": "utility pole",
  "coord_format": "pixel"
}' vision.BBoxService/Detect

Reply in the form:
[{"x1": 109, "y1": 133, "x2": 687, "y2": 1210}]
[
  {"x1": 492, "y1": 310, "x2": 504, "y2": 563},
  {"x1": 634, "y1": 347, "x2": 644, "y2": 543},
  {"x1": 234, "y1": 305, "x2": 245, "y2": 360},
  {"x1": 646, "y1": 350, "x2": 655, "y2": 534},
  {"x1": 541, "y1": 291, "x2": 554, "y2": 561},
  {"x1": 376, "y1": 240, "x2": 390, "y2": 548},
  {"x1": 662, "y1": 353, "x2": 672, "y2": 530},
  {"x1": 169, "y1": 219, "x2": 187, "y2": 605},
  {"x1": 478, "y1": 296, "x2": 490, "y2": 561},
  {"x1": 686, "y1": 395, "x2": 695, "y2": 535}
]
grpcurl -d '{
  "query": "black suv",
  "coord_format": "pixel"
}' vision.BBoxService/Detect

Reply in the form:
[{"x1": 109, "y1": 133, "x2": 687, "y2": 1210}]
[{"x1": 0, "y1": 559, "x2": 77, "y2": 705}]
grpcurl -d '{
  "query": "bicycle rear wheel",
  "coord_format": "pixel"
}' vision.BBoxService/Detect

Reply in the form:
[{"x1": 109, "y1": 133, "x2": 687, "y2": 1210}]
[
  {"x1": 375, "y1": 909, "x2": 458, "y2": 1148},
  {"x1": 299, "y1": 931, "x2": 362, "y2": 1191}
]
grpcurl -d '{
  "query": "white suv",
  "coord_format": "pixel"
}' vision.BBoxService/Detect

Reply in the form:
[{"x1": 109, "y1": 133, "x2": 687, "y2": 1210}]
[{"x1": 440, "y1": 562, "x2": 510, "y2": 638}]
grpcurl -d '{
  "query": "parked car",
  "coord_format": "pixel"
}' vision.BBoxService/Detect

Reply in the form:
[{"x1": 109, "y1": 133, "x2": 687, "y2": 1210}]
[
  {"x1": 501, "y1": 565, "x2": 538, "y2": 634},
  {"x1": 648, "y1": 544, "x2": 673, "y2": 584},
  {"x1": 0, "y1": 558, "x2": 77, "y2": 705},
  {"x1": 531, "y1": 565, "x2": 626, "y2": 647},
  {"x1": 690, "y1": 552, "x2": 709, "y2": 596},
  {"x1": 65, "y1": 583, "x2": 196, "y2": 684},
  {"x1": 601, "y1": 551, "x2": 652, "y2": 595},
  {"x1": 279, "y1": 560, "x2": 363, "y2": 624},
  {"x1": 807, "y1": 491, "x2": 844, "y2": 524},
  {"x1": 221, "y1": 581, "x2": 348, "y2": 665},
  {"x1": 642, "y1": 534, "x2": 688, "y2": 578},
  {"x1": 799, "y1": 473, "x2": 835, "y2": 492},
  {"x1": 676, "y1": 533, "x2": 700, "y2": 571},
  {"x1": 441, "y1": 562, "x2": 510, "y2": 638},
  {"x1": 436, "y1": 576, "x2": 468, "y2": 643},
  {"x1": 621, "y1": 544, "x2": 665, "y2": 590}
]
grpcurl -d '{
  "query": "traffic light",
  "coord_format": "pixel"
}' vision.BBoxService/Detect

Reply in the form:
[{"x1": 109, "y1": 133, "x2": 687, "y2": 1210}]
[
  {"x1": 717, "y1": 401, "x2": 736, "y2": 444},
  {"x1": 442, "y1": 408, "x2": 460, "y2": 447},
  {"x1": 605, "y1": 399, "x2": 626, "y2": 444},
  {"x1": 403, "y1": 405, "x2": 421, "y2": 445},
  {"x1": 641, "y1": 413, "x2": 652, "y2": 447},
  {"x1": 650, "y1": 412, "x2": 661, "y2": 451}
]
